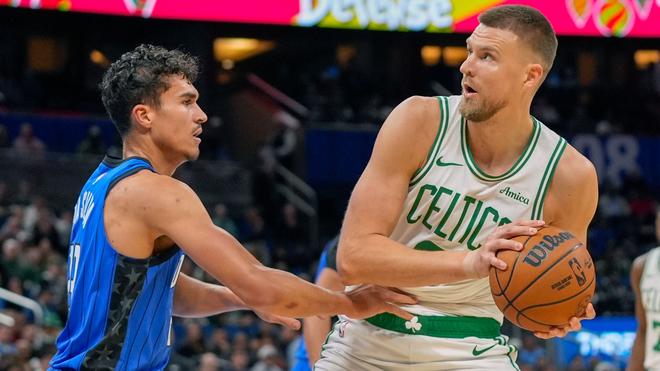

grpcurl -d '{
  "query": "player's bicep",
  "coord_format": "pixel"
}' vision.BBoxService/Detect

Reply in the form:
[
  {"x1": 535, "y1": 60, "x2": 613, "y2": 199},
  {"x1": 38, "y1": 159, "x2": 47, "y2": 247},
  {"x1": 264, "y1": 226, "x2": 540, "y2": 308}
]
[
  {"x1": 342, "y1": 96, "x2": 436, "y2": 238},
  {"x1": 146, "y1": 182, "x2": 262, "y2": 288},
  {"x1": 547, "y1": 149, "x2": 598, "y2": 243}
]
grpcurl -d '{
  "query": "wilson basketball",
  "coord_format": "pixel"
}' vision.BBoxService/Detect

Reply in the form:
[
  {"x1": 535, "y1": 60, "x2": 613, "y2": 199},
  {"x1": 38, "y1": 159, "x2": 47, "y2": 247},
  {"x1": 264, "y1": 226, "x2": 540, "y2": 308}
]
[{"x1": 489, "y1": 226, "x2": 595, "y2": 332}]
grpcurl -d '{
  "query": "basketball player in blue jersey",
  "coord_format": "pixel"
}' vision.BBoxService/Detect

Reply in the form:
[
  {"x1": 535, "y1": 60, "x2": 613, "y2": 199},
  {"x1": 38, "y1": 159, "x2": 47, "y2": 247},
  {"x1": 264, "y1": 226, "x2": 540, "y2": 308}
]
[
  {"x1": 50, "y1": 45, "x2": 417, "y2": 370},
  {"x1": 316, "y1": 5, "x2": 597, "y2": 370},
  {"x1": 291, "y1": 236, "x2": 344, "y2": 370}
]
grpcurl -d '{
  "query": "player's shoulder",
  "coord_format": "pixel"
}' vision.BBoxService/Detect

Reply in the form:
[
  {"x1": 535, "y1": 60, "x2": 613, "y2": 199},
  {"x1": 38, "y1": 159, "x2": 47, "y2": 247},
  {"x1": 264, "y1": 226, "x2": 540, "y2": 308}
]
[
  {"x1": 381, "y1": 95, "x2": 446, "y2": 143},
  {"x1": 553, "y1": 142, "x2": 598, "y2": 192},
  {"x1": 632, "y1": 252, "x2": 649, "y2": 271},
  {"x1": 389, "y1": 95, "x2": 442, "y2": 124},
  {"x1": 631, "y1": 250, "x2": 650, "y2": 282},
  {"x1": 632, "y1": 247, "x2": 660, "y2": 272},
  {"x1": 107, "y1": 170, "x2": 196, "y2": 213}
]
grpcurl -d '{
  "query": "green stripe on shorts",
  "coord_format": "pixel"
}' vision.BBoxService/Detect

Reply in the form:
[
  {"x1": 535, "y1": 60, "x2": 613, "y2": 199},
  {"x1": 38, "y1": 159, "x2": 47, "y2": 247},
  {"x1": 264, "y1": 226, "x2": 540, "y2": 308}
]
[{"x1": 365, "y1": 312, "x2": 500, "y2": 339}]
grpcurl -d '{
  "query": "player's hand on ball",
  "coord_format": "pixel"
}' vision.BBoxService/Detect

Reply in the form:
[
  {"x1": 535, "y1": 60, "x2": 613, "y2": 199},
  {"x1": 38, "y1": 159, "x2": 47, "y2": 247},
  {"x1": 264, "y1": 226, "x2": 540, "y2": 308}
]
[
  {"x1": 464, "y1": 220, "x2": 545, "y2": 278},
  {"x1": 345, "y1": 285, "x2": 418, "y2": 320},
  {"x1": 533, "y1": 303, "x2": 596, "y2": 339},
  {"x1": 254, "y1": 310, "x2": 301, "y2": 330}
]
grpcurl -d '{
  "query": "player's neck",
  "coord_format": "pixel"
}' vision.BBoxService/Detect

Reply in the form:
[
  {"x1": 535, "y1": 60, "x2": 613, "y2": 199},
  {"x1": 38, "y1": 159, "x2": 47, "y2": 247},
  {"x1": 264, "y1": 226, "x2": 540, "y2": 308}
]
[
  {"x1": 122, "y1": 138, "x2": 182, "y2": 176},
  {"x1": 465, "y1": 107, "x2": 534, "y2": 174}
]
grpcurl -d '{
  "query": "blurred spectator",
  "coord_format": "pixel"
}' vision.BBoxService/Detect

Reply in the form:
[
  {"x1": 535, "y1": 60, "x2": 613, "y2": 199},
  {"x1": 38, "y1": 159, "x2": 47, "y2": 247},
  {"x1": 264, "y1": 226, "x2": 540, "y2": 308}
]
[
  {"x1": 240, "y1": 207, "x2": 268, "y2": 243},
  {"x1": 199, "y1": 352, "x2": 222, "y2": 371},
  {"x1": 212, "y1": 203, "x2": 239, "y2": 238},
  {"x1": 177, "y1": 321, "x2": 207, "y2": 358},
  {"x1": 230, "y1": 350, "x2": 250, "y2": 371},
  {"x1": 207, "y1": 328, "x2": 232, "y2": 359},
  {"x1": 12, "y1": 122, "x2": 45, "y2": 157},
  {"x1": 518, "y1": 334, "x2": 546, "y2": 370},
  {"x1": 76, "y1": 125, "x2": 106, "y2": 155},
  {"x1": 251, "y1": 344, "x2": 284, "y2": 371}
]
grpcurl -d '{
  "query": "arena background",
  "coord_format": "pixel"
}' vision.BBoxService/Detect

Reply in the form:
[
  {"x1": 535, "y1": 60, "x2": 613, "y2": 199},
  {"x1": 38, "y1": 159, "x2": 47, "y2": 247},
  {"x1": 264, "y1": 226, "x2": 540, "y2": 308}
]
[{"x1": 0, "y1": 0, "x2": 659, "y2": 370}]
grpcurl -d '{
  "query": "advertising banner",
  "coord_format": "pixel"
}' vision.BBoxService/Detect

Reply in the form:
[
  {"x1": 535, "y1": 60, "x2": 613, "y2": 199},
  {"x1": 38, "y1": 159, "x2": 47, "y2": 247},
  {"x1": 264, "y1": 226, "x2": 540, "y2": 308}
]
[{"x1": 3, "y1": 0, "x2": 660, "y2": 37}]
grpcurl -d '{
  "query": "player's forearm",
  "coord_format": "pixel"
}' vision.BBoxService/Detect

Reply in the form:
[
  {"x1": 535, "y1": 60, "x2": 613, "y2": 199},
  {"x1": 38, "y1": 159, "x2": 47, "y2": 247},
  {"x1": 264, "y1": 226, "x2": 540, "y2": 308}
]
[
  {"x1": 626, "y1": 333, "x2": 645, "y2": 371},
  {"x1": 173, "y1": 274, "x2": 247, "y2": 317},
  {"x1": 240, "y1": 266, "x2": 354, "y2": 318},
  {"x1": 339, "y1": 234, "x2": 472, "y2": 286}
]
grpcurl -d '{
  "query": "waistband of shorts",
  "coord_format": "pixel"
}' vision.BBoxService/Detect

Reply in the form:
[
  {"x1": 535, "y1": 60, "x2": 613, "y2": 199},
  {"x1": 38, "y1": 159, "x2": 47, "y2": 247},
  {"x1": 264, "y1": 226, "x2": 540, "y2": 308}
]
[{"x1": 364, "y1": 313, "x2": 501, "y2": 339}]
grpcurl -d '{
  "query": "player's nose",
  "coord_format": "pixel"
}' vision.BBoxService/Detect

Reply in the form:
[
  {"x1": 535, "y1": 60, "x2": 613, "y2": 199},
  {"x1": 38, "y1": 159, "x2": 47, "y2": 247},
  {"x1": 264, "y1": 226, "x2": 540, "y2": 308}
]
[
  {"x1": 459, "y1": 55, "x2": 474, "y2": 77},
  {"x1": 195, "y1": 105, "x2": 208, "y2": 125}
]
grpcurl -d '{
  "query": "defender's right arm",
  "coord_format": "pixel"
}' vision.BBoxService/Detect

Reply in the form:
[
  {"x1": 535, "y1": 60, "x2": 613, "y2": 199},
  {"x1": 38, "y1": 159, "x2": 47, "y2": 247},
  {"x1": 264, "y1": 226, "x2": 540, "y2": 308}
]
[
  {"x1": 125, "y1": 173, "x2": 416, "y2": 320},
  {"x1": 338, "y1": 96, "x2": 533, "y2": 286}
]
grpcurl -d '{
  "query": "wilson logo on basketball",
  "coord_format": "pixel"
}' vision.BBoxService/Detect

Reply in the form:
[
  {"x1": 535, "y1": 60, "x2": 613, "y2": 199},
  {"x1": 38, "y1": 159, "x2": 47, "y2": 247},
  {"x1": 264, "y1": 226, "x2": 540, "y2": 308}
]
[{"x1": 523, "y1": 231, "x2": 577, "y2": 267}]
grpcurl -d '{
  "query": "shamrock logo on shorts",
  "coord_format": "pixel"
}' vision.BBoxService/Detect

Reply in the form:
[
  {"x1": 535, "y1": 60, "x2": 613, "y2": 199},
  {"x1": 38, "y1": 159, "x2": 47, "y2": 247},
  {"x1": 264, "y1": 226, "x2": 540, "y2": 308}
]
[{"x1": 404, "y1": 316, "x2": 422, "y2": 333}]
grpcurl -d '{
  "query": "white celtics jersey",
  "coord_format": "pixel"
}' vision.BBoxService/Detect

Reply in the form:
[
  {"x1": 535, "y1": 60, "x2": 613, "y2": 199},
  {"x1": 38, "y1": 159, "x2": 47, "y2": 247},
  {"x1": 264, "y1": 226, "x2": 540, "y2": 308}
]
[
  {"x1": 641, "y1": 247, "x2": 660, "y2": 370},
  {"x1": 391, "y1": 95, "x2": 567, "y2": 322}
]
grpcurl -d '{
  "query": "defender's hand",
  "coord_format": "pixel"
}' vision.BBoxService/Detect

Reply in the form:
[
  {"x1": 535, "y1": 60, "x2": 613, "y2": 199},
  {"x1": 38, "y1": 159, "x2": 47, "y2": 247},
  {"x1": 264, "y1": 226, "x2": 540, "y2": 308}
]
[
  {"x1": 254, "y1": 310, "x2": 301, "y2": 330},
  {"x1": 344, "y1": 285, "x2": 417, "y2": 320}
]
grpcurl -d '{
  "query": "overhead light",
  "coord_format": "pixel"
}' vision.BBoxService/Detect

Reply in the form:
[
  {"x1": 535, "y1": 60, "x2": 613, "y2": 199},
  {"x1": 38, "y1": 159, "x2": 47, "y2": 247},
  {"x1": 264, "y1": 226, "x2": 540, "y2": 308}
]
[
  {"x1": 90, "y1": 49, "x2": 109, "y2": 67},
  {"x1": 213, "y1": 38, "x2": 275, "y2": 63},
  {"x1": 421, "y1": 46, "x2": 442, "y2": 66},
  {"x1": 443, "y1": 46, "x2": 467, "y2": 67},
  {"x1": 634, "y1": 50, "x2": 659, "y2": 70}
]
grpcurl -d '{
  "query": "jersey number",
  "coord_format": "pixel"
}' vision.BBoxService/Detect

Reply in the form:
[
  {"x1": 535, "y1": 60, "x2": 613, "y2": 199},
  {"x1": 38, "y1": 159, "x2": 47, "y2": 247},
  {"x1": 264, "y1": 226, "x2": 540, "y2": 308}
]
[{"x1": 67, "y1": 244, "x2": 81, "y2": 296}]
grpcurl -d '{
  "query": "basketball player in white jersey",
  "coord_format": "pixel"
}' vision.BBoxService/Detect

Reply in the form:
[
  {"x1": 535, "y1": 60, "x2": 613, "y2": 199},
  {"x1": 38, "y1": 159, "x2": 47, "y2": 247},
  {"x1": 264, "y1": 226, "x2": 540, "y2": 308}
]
[
  {"x1": 315, "y1": 5, "x2": 597, "y2": 370},
  {"x1": 629, "y1": 208, "x2": 660, "y2": 371}
]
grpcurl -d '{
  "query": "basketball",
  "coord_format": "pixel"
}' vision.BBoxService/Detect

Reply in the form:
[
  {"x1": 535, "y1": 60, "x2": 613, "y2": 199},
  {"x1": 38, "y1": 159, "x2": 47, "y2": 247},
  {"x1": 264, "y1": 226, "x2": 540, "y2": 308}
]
[{"x1": 489, "y1": 226, "x2": 596, "y2": 332}]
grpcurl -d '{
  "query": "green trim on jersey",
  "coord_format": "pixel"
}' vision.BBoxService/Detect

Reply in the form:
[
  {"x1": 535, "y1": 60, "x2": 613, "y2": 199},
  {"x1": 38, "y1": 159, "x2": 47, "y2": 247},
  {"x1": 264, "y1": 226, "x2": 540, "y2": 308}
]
[
  {"x1": 365, "y1": 312, "x2": 501, "y2": 339},
  {"x1": 410, "y1": 96, "x2": 449, "y2": 187},
  {"x1": 460, "y1": 117, "x2": 541, "y2": 182},
  {"x1": 531, "y1": 138, "x2": 567, "y2": 219},
  {"x1": 506, "y1": 345, "x2": 521, "y2": 370},
  {"x1": 315, "y1": 322, "x2": 339, "y2": 369}
]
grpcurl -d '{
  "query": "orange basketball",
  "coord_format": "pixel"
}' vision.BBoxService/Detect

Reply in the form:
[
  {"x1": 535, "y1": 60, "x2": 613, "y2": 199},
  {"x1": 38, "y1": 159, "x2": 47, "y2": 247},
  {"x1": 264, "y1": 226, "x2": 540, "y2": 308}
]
[{"x1": 489, "y1": 226, "x2": 596, "y2": 332}]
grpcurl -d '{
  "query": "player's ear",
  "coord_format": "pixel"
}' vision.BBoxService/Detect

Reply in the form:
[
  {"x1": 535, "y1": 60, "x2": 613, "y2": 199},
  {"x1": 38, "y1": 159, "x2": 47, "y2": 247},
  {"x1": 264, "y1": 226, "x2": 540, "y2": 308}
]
[
  {"x1": 131, "y1": 104, "x2": 153, "y2": 132},
  {"x1": 523, "y1": 63, "x2": 544, "y2": 90}
]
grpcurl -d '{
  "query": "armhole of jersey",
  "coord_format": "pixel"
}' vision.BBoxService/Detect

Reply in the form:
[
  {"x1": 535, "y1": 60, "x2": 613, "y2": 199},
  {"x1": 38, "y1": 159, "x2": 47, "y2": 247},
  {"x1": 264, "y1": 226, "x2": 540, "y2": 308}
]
[
  {"x1": 530, "y1": 137, "x2": 567, "y2": 220},
  {"x1": 409, "y1": 96, "x2": 449, "y2": 187}
]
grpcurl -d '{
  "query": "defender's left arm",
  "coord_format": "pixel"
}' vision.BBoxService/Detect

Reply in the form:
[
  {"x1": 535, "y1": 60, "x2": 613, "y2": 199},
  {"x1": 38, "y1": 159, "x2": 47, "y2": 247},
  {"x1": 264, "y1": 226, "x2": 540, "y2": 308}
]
[
  {"x1": 535, "y1": 144, "x2": 599, "y2": 339},
  {"x1": 173, "y1": 272, "x2": 300, "y2": 329}
]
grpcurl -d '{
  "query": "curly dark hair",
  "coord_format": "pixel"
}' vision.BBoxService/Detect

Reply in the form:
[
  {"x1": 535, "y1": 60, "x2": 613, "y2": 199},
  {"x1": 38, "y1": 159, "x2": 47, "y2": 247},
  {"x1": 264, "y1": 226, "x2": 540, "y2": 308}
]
[{"x1": 100, "y1": 44, "x2": 200, "y2": 137}]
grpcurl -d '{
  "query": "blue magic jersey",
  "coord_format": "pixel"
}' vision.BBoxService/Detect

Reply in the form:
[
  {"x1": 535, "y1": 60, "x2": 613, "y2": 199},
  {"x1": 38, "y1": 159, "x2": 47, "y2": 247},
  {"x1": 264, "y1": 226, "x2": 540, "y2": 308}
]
[{"x1": 51, "y1": 155, "x2": 185, "y2": 370}]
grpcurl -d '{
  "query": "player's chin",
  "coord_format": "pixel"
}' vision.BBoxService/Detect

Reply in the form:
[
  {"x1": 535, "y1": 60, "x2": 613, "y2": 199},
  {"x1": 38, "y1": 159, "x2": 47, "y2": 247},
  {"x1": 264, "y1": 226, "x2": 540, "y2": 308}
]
[{"x1": 185, "y1": 147, "x2": 201, "y2": 161}]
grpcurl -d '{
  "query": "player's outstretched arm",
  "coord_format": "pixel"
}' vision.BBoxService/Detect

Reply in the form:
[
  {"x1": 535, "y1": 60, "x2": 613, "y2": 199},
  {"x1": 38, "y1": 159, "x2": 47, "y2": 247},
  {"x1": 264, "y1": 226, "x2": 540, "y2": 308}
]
[
  {"x1": 133, "y1": 174, "x2": 416, "y2": 319},
  {"x1": 337, "y1": 96, "x2": 525, "y2": 287},
  {"x1": 627, "y1": 254, "x2": 648, "y2": 371},
  {"x1": 173, "y1": 272, "x2": 301, "y2": 329},
  {"x1": 533, "y1": 145, "x2": 599, "y2": 339}
]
